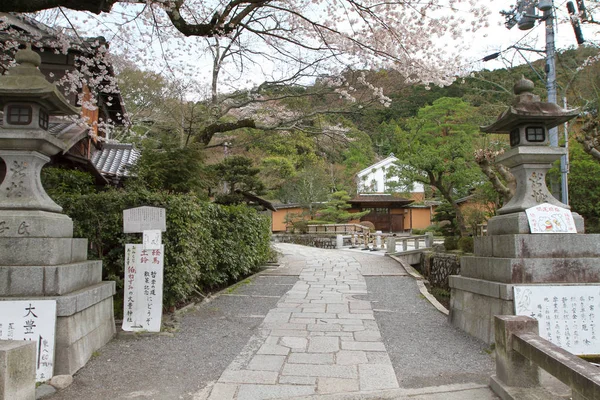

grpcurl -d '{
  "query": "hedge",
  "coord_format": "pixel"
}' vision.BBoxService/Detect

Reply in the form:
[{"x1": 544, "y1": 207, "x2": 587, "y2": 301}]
[{"x1": 53, "y1": 188, "x2": 271, "y2": 313}]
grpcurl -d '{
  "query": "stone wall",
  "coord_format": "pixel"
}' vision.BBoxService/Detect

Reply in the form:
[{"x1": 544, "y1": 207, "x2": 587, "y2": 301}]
[{"x1": 419, "y1": 252, "x2": 461, "y2": 290}]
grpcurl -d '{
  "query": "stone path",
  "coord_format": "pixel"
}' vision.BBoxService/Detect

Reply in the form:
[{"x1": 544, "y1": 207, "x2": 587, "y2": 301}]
[{"x1": 204, "y1": 247, "x2": 408, "y2": 399}]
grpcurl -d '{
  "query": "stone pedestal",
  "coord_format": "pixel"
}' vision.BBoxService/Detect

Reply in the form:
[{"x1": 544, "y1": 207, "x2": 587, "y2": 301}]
[
  {"x1": 449, "y1": 233, "x2": 600, "y2": 343},
  {"x1": 0, "y1": 341, "x2": 36, "y2": 400},
  {"x1": 0, "y1": 152, "x2": 115, "y2": 376}
]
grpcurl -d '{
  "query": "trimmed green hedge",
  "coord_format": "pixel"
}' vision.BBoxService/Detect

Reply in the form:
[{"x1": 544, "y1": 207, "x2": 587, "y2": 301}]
[{"x1": 54, "y1": 189, "x2": 271, "y2": 313}]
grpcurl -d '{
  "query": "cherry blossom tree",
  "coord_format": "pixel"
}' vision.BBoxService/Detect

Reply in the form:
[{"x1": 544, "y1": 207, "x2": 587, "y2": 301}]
[{"x1": 0, "y1": 1, "x2": 491, "y2": 144}]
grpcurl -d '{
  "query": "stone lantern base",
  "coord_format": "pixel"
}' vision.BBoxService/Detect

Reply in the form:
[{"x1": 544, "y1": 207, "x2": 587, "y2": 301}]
[
  {"x1": 0, "y1": 151, "x2": 115, "y2": 376},
  {"x1": 449, "y1": 233, "x2": 600, "y2": 343},
  {"x1": 0, "y1": 233, "x2": 116, "y2": 375}
]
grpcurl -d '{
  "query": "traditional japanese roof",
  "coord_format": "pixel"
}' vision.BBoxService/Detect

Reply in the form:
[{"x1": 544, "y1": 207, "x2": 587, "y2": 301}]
[
  {"x1": 481, "y1": 77, "x2": 579, "y2": 133},
  {"x1": 91, "y1": 143, "x2": 140, "y2": 178},
  {"x1": 349, "y1": 194, "x2": 413, "y2": 207},
  {"x1": 234, "y1": 190, "x2": 276, "y2": 212}
]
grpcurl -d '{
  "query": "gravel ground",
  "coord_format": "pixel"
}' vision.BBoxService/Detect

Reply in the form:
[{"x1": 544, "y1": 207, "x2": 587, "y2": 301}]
[
  {"x1": 365, "y1": 275, "x2": 496, "y2": 388},
  {"x1": 47, "y1": 275, "x2": 299, "y2": 400}
]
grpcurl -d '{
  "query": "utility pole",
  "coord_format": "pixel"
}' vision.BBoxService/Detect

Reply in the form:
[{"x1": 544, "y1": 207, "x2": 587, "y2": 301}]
[{"x1": 500, "y1": 0, "x2": 571, "y2": 204}]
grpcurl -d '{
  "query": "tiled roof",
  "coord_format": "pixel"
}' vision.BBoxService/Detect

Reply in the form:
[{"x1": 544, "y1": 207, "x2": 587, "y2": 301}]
[{"x1": 91, "y1": 143, "x2": 140, "y2": 178}]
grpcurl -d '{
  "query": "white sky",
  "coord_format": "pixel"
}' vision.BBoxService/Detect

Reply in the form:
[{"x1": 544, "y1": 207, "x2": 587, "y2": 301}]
[
  {"x1": 465, "y1": 1, "x2": 599, "y2": 73},
  {"x1": 47, "y1": 1, "x2": 600, "y2": 95}
]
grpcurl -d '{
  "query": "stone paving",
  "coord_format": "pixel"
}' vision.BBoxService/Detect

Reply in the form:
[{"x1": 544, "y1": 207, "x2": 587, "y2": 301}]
[{"x1": 206, "y1": 249, "x2": 400, "y2": 399}]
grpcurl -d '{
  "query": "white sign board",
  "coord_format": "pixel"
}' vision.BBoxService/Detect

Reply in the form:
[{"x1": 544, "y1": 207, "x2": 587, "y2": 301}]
[
  {"x1": 514, "y1": 285, "x2": 600, "y2": 355},
  {"x1": 123, "y1": 207, "x2": 166, "y2": 233},
  {"x1": 0, "y1": 300, "x2": 57, "y2": 381},
  {"x1": 525, "y1": 203, "x2": 577, "y2": 234},
  {"x1": 123, "y1": 244, "x2": 164, "y2": 332},
  {"x1": 143, "y1": 230, "x2": 162, "y2": 250}
]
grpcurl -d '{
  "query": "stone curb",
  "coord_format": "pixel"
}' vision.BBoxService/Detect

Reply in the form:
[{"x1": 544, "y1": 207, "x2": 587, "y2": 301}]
[
  {"x1": 388, "y1": 255, "x2": 449, "y2": 316},
  {"x1": 278, "y1": 382, "x2": 491, "y2": 399}
]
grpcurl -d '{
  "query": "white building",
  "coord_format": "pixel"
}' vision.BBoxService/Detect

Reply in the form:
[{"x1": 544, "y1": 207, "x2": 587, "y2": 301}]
[{"x1": 356, "y1": 154, "x2": 424, "y2": 194}]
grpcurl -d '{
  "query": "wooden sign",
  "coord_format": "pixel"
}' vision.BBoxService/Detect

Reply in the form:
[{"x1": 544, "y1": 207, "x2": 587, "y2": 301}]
[
  {"x1": 122, "y1": 244, "x2": 164, "y2": 332},
  {"x1": 123, "y1": 207, "x2": 166, "y2": 233},
  {"x1": 0, "y1": 300, "x2": 57, "y2": 381},
  {"x1": 525, "y1": 203, "x2": 576, "y2": 234},
  {"x1": 514, "y1": 285, "x2": 600, "y2": 355}
]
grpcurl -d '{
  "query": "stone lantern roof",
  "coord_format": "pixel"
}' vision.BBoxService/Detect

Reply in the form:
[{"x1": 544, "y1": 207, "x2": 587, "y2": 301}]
[
  {"x1": 0, "y1": 45, "x2": 79, "y2": 115},
  {"x1": 481, "y1": 76, "x2": 579, "y2": 133}
]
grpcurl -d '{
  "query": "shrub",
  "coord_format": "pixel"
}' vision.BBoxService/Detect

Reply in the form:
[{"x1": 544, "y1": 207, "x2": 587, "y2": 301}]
[
  {"x1": 458, "y1": 236, "x2": 474, "y2": 253},
  {"x1": 53, "y1": 187, "x2": 271, "y2": 314},
  {"x1": 444, "y1": 236, "x2": 459, "y2": 251}
]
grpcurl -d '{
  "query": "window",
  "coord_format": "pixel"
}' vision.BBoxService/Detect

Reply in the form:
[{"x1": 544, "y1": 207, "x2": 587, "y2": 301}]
[
  {"x1": 525, "y1": 126, "x2": 545, "y2": 142},
  {"x1": 510, "y1": 128, "x2": 520, "y2": 147},
  {"x1": 7, "y1": 105, "x2": 32, "y2": 125},
  {"x1": 38, "y1": 108, "x2": 49, "y2": 130}
]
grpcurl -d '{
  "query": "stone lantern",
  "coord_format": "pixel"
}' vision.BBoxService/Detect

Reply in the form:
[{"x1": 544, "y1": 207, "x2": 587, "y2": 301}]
[
  {"x1": 0, "y1": 45, "x2": 115, "y2": 376},
  {"x1": 448, "y1": 77, "x2": 600, "y2": 345},
  {"x1": 480, "y1": 76, "x2": 583, "y2": 234},
  {"x1": 0, "y1": 45, "x2": 79, "y2": 237}
]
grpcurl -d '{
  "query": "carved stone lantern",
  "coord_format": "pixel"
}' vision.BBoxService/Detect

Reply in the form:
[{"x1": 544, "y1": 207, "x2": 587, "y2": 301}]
[
  {"x1": 0, "y1": 45, "x2": 116, "y2": 376},
  {"x1": 481, "y1": 76, "x2": 583, "y2": 234},
  {"x1": 0, "y1": 45, "x2": 80, "y2": 237}
]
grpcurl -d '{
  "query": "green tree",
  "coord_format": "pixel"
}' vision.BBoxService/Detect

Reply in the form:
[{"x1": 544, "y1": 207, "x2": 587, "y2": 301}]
[
  {"x1": 278, "y1": 161, "x2": 331, "y2": 216},
  {"x1": 128, "y1": 140, "x2": 211, "y2": 196},
  {"x1": 388, "y1": 97, "x2": 484, "y2": 236},
  {"x1": 212, "y1": 156, "x2": 265, "y2": 200},
  {"x1": 317, "y1": 191, "x2": 368, "y2": 223},
  {"x1": 565, "y1": 141, "x2": 600, "y2": 233}
]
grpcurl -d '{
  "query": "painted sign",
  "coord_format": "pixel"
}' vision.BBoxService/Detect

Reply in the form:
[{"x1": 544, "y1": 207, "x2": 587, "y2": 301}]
[
  {"x1": 525, "y1": 203, "x2": 576, "y2": 234},
  {"x1": 122, "y1": 244, "x2": 164, "y2": 332},
  {"x1": 143, "y1": 230, "x2": 162, "y2": 250},
  {"x1": 0, "y1": 300, "x2": 57, "y2": 381},
  {"x1": 123, "y1": 207, "x2": 166, "y2": 233},
  {"x1": 514, "y1": 285, "x2": 600, "y2": 355}
]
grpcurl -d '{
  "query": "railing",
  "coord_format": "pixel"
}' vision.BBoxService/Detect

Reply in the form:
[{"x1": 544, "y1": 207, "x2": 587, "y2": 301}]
[
  {"x1": 332, "y1": 231, "x2": 433, "y2": 253},
  {"x1": 385, "y1": 232, "x2": 434, "y2": 254},
  {"x1": 492, "y1": 315, "x2": 600, "y2": 400},
  {"x1": 307, "y1": 223, "x2": 371, "y2": 234}
]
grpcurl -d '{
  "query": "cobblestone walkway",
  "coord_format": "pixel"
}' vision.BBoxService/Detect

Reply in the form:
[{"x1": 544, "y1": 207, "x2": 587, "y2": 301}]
[{"x1": 206, "y1": 247, "x2": 401, "y2": 399}]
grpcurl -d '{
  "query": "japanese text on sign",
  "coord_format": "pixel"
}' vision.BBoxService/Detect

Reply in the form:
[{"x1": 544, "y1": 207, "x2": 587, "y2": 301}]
[
  {"x1": 122, "y1": 244, "x2": 164, "y2": 332},
  {"x1": 123, "y1": 207, "x2": 166, "y2": 233},
  {"x1": 525, "y1": 203, "x2": 577, "y2": 234},
  {"x1": 514, "y1": 286, "x2": 600, "y2": 355},
  {"x1": 0, "y1": 300, "x2": 57, "y2": 381}
]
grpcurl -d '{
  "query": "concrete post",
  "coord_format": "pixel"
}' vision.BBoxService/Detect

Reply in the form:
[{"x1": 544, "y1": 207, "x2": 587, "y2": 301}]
[
  {"x1": 414, "y1": 238, "x2": 420, "y2": 250},
  {"x1": 425, "y1": 232, "x2": 433, "y2": 247},
  {"x1": 494, "y1": 315, "x2": 540, "y2": 387},
  {"x1": 386, "y1": 237, "x2": 396, "y2": 254},
  {"x1": 336, "y1": 234, "x2": 343, "y2": 249},
  {"x1": 363, "y1": 233, "x2": 370, "y2": 250},
  {"x1": 375, "y1": 231, "x2": 382, "y2": 248},
  {"x1": 0, "y1": 340, "x2": 36, "y2": 400},
  {"x1": 402, "y1": 239, "x2": 408, "y2": 252},
  {"x1": 350, "y1": 234, "x2": 356, "y2": 248}
]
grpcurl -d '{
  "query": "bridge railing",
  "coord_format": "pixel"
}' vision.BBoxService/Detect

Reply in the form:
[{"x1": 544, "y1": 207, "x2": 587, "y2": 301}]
[
  {"x1": 385, "y1": 232, "x2": 434, "y2": 254},
  {"x1": 307, "y1": 224, "x2": 371, "y2": 234},
  {"x1": 491, "y1": 315, "x2": 600, "y2": 400}
]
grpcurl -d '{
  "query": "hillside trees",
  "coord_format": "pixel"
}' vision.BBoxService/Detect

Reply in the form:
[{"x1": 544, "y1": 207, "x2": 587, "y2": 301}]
[{"x1": 388, "y1": 97, "x2": 484, "y2": 236}]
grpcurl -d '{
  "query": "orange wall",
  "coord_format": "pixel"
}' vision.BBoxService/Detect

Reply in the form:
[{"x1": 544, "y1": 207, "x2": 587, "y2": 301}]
[
  {"x1": 272, "y1": 207, "x2": 305, "y2": 232},
  {"x1": 402, "y1": 208, "x2": 434, "y2": 230}
]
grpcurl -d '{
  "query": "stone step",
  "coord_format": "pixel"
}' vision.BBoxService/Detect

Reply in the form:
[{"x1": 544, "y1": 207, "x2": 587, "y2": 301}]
[
  {"x1": 475, "y1": 234, "x2": 600, "y2": 259},
  {"x1": 0, "y1": 260, "x2": 102, "y2": 296},
  {"x1": 461, "y1": 256, "x2": 600, "y2": 284},
  {"x1": 0, "y1": 237, "x2": 88, "y2": 265}
]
